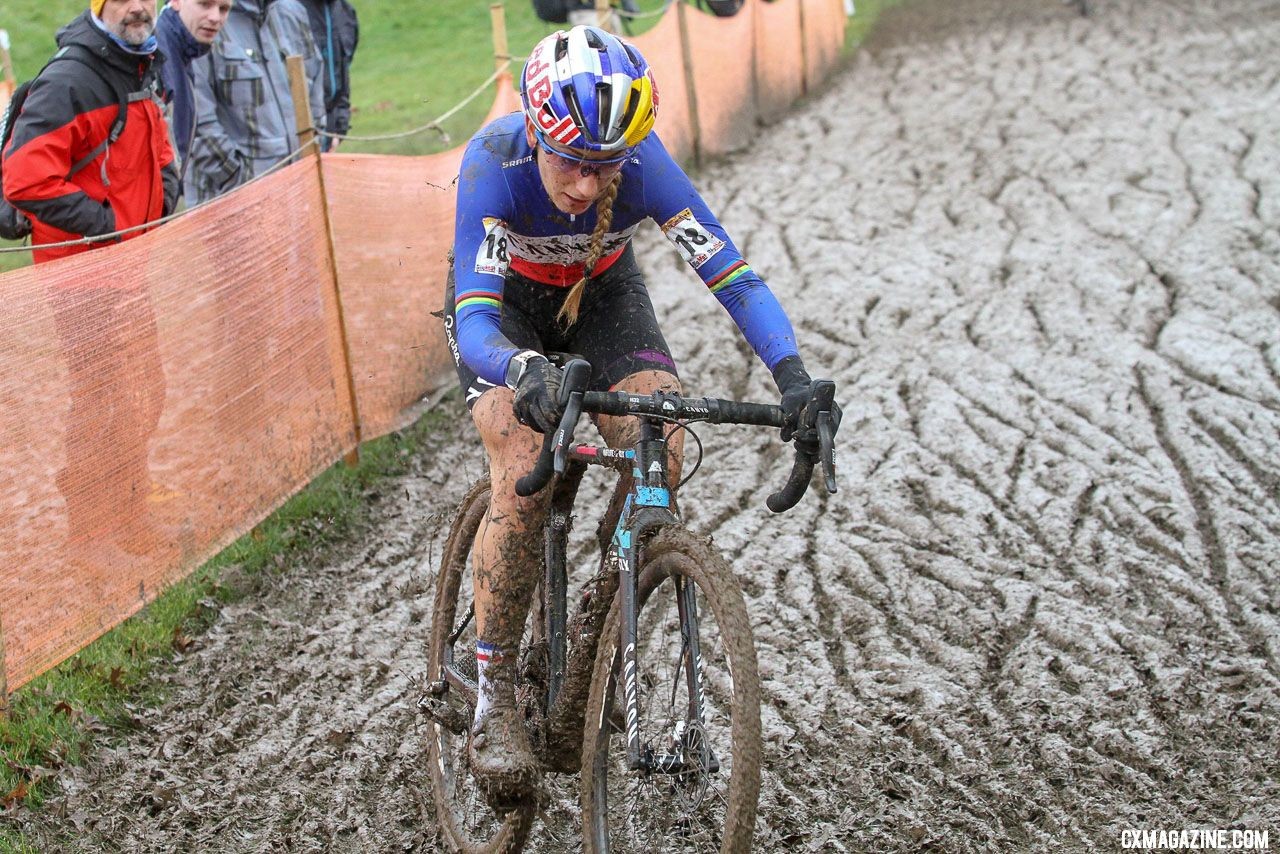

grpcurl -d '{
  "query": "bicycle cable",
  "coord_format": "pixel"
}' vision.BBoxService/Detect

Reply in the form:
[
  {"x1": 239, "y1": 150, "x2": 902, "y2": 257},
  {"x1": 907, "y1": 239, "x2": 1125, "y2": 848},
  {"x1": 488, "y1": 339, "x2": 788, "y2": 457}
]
[{"x1": 643, "y1": 414, "x2": 704, "y2": 490}]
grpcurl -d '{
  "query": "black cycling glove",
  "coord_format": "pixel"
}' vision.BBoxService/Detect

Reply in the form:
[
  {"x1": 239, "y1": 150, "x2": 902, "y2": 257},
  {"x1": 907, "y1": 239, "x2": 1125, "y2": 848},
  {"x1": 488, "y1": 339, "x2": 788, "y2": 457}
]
[
  {"x1": 772, "y1": 355, "x2": 813, "y2": 443},
  {"x1": 512, "y1": 355, "x2": 565, "y2": 434}
]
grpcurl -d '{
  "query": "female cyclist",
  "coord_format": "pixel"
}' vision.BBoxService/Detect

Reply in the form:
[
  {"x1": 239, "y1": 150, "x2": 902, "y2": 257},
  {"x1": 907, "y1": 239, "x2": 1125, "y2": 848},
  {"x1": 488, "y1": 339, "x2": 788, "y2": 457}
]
[{"x1": 443, "y1": 25, "x2": 829, "y2": 806}]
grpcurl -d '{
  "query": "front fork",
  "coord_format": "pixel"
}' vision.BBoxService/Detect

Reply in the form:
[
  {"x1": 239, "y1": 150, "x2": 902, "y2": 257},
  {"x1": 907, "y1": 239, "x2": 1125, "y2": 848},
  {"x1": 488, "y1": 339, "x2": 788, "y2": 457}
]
[{"x1": 614, "y1": 417, "x2": 707, "y2": 774}]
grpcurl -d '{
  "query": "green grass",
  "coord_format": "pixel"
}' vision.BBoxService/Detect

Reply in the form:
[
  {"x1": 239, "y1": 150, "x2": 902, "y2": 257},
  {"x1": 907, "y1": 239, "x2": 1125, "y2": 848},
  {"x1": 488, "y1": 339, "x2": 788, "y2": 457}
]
[
  {"x1": 0, "y1": 403, "x2": 453, "y2": 840},
  {"x1": 845, "y1": 0, "x2": 905, "y2": 47}
]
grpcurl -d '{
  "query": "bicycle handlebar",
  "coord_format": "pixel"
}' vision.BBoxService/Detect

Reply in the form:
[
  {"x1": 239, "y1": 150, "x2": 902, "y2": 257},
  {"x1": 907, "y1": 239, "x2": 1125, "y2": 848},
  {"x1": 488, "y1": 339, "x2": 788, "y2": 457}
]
[{"x1": 514, "y1": 359, "x2": 840, "y2": 512}]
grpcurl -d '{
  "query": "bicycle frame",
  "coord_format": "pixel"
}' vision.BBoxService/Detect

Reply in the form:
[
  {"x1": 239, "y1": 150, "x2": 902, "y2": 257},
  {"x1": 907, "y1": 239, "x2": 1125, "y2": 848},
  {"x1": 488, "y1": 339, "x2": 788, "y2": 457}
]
[{"x1": 543, "y1": 413, "x2": 711, "y2": 775}]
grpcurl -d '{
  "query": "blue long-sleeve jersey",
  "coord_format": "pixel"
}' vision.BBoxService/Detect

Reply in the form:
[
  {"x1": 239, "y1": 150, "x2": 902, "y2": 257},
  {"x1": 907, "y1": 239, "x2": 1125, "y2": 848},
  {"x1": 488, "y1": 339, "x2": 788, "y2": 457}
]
[{"x1": 452, "y1": 112, "x2": 800, "y2": 386}]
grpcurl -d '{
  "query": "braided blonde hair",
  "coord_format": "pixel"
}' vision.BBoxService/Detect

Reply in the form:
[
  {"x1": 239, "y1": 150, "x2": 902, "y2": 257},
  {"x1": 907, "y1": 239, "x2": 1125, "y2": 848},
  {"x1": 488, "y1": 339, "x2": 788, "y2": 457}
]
[{"x1": 557, "y1": 173, "x2": 623, "y2": 328}]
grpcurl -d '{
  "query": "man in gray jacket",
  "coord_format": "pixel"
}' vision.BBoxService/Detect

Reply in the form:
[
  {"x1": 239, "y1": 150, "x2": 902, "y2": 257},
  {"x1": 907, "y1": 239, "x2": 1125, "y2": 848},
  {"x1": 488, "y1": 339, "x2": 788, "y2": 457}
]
[{"x1": 186, "y1": 0, "x2": 325, "y2": 204}]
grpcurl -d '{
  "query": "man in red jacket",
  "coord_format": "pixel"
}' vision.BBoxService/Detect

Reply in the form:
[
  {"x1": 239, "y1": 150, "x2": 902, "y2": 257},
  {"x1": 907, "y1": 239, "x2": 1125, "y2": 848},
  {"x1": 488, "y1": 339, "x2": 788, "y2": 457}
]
[
  {"x1": 2, "y1": 0, "x2": 181, "y2": 569},
  {"x1": 2, "y1": 0, "x2": 179, "y2": 262}
]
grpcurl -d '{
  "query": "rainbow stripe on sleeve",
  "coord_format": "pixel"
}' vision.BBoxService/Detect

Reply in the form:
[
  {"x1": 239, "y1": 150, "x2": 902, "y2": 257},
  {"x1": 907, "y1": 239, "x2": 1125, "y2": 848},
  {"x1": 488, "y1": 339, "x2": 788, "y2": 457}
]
[
  {"x1": 706, "y1": 260, "x2": 751, "y2": 293},
  {"x1": 455, "y1": 290, "x2": 503, "y2": 312}
]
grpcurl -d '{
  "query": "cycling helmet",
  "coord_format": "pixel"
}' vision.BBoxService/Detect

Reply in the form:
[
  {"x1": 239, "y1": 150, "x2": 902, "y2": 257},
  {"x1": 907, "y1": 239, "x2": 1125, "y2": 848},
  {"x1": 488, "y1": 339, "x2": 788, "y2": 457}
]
[{"x1": 520, "y1": 26, "x2": 659, "y2": 154}]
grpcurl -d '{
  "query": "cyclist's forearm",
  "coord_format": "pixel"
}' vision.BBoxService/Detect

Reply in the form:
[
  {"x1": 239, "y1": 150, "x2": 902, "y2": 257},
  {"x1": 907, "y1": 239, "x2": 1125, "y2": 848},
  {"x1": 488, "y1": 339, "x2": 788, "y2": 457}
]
[
  {"x1": 455, "y1": 305, "x2": 521, "y2": 387},
  {"x1": 712, "y1": 275, "x2": 801, "y2": 372}
]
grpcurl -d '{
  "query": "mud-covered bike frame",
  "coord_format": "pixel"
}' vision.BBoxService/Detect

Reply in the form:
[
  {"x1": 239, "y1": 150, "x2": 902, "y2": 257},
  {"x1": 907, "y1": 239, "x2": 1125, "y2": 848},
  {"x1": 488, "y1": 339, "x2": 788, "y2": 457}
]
[{"x1": 421, "y1": 358, "x2": 839, "y2": 851}]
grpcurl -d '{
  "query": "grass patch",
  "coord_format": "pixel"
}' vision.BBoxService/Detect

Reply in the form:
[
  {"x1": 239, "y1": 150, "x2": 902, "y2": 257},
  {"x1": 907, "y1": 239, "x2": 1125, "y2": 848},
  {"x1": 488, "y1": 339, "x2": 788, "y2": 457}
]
[
  {"x1": 846, "y1": 0, "x2": 907, "y2": 47},
  {"x1": 0, "y1": 403, "x2": 454, "y2": 834}
]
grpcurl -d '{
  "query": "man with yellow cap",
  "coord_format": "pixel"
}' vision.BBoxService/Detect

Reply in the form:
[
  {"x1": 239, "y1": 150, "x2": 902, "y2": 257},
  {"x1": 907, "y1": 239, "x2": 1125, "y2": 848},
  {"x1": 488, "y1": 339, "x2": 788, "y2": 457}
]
[
  {"x1": 2, "y1": 0, "x2": 178, "y2": 260},
  {"x1": 1, "y1": 0, "x2": 180, "y2": 569}
]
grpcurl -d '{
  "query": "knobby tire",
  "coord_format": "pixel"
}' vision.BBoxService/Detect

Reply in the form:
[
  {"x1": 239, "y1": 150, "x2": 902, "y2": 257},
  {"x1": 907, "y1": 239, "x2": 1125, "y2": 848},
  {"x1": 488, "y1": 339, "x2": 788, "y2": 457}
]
[
  {"x1": 579, "y1": 526, "x2": 762, "y2": 853},
  {"x1": 426, "y1": 479, "x2": 537, "y2": 853}
]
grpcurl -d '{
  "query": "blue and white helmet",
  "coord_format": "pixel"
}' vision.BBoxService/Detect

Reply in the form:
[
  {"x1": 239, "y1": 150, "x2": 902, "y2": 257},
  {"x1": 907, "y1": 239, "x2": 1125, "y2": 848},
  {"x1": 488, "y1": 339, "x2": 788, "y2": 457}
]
[{"x1": 520, "y1": 26, "x2": 659, "y2": 154}]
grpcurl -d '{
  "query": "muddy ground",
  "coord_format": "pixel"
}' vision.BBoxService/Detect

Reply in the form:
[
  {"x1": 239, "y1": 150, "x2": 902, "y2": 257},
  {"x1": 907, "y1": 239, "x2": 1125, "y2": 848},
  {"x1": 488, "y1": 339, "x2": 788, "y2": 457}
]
[{"x1": 12, "y1": 0, "x2": 1280, "y2": 850}]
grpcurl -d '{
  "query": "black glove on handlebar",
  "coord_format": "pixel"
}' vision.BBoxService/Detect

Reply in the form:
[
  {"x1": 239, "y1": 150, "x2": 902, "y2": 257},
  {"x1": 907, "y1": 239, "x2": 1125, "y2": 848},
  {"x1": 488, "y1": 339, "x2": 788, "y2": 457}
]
[
  {"x1": 512, "y1": 356, "x2": 565, "y2": 433},
  {"x1": 772, "y1": 355, "x2": 813, "y2": 444}
]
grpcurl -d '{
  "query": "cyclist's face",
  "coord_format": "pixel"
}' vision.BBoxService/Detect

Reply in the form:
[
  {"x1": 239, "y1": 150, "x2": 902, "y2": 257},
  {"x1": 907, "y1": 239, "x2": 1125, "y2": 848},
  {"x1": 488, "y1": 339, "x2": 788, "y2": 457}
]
[{"x1": 526, "y1": 122, "x2": 626, "y2": 215}]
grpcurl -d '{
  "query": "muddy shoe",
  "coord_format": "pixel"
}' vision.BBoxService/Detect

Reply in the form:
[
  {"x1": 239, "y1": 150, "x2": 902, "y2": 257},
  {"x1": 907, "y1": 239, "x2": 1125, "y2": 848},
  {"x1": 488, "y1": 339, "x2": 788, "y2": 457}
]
[{"x1": 469, "y1": 701, "x2": 539, "y2": 814}]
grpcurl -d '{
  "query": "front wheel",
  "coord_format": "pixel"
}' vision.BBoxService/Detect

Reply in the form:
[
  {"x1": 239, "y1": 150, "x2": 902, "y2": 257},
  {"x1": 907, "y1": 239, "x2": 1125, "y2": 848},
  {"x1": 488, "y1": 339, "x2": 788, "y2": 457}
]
[
  {"x1": 579, "y1": 526, "x2": 762, "y2": 853},
  {"x1": 424, "y1": 479, "x2": 537, "y2": 853}
]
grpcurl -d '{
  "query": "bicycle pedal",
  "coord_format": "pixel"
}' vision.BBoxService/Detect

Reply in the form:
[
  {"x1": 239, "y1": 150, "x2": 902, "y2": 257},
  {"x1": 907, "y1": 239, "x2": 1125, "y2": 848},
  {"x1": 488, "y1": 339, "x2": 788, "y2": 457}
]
[{"x1": 417, "y1": 693, "x2": 470, "y2": 735}]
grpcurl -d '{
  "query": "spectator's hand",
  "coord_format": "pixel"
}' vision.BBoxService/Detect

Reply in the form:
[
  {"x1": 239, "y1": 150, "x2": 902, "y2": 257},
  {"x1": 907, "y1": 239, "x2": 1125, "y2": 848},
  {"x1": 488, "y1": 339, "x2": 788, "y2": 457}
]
[
  {"x1": 0, "y1": 200, "x2": 33, "y2": 241},
  {"x1": 512, "y1": 355, "x2": 565, "y2": 434},
  {"x1": 89, "y1": 201, "x2": 117, "y2": 241}
]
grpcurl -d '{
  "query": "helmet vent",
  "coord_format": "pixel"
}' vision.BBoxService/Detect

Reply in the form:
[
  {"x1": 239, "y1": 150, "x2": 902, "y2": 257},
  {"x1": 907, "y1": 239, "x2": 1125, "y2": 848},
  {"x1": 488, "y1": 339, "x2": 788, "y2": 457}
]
[
  {"x1": 596, "y1": 83, "x2": 614, "y2": 142},
  {"x1": 563, "y1": 86, "x2": 593, "y2": 143}
]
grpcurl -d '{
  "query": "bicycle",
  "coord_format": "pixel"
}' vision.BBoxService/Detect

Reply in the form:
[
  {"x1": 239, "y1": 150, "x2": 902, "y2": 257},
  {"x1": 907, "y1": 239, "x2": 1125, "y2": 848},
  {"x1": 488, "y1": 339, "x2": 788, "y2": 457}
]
[{"x1": 419, "y1": 358, "x2": 839, "y2": 852}]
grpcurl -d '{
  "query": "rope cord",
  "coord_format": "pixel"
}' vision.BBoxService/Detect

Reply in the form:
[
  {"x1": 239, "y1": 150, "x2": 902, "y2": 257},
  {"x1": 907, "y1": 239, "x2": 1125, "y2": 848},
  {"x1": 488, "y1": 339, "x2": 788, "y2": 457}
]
[
  {"x1": 318, "y1": 58, "x2": 519, "y2": 145},
  {"x1": 617, "y1": 0, "x2": 677, "y2": 20}
]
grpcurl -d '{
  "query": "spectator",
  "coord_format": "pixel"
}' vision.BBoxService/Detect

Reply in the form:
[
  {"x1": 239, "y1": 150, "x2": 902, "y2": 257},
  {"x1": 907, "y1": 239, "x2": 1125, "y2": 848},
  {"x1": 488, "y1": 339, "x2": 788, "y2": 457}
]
[
  {"x1": 1, "y1": 0, "x2": 179, "y2": 569},
  {"x1": 2, "y1": 0, "x2": 180, "y2": 261},
  {"x1": 186, "y1": 0, "x2": 325, "y2": 205},
  {"x1": 532, "y1": 0, "x2": 638, "y2": 32},
  {"x1": 296, "y1": 0, "x2": 358, "y2": 151},
  {"x1": 155, "y1": 0, "x2": 235, "y2": 179}
]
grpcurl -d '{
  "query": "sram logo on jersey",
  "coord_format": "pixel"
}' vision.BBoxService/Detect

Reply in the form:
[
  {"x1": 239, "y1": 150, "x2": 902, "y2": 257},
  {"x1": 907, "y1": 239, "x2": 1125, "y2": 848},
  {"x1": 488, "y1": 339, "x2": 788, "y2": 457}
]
[
  {"x1": 524, "y1": 42, "x2": 581, "y2": 146},
  {"x1": 474, "y1": 217, "x2": 511, "y2": 276},
  {"x1": 661, "y1": 208, "x2": 725, "y2": 269}
]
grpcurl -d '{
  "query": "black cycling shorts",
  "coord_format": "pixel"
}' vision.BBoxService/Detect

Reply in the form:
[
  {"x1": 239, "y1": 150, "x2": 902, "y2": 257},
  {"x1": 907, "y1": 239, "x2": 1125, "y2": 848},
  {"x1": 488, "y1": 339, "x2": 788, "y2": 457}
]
[{"x1": 443, "y1": 244, "x2": 678, "y2": 410}]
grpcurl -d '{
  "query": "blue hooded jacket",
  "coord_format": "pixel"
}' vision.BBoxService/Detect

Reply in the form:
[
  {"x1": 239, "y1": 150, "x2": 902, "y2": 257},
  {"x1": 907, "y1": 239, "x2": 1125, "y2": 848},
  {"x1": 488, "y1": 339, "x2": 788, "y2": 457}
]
[{"x1": 155, "y1": 4, "x2": 209, "y2": 174}]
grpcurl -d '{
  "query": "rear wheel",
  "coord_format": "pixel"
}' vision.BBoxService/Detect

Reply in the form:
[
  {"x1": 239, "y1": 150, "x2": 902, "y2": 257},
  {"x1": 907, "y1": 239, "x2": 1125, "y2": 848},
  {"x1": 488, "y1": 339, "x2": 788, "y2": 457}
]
[
  {"x1": 580, "y1": 526, "x2": 762, "y2": 853},
  {"x1": 424, "y1": 479, "x2": 537, "y2": 853}
]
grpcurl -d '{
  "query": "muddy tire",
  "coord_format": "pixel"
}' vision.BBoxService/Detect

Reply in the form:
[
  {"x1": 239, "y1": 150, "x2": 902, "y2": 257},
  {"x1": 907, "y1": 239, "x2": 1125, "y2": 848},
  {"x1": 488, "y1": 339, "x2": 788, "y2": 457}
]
[
  {"x1": 426, "y1": 479, "x2": 537, "y2": 853},
  {"x1": 579, "y1": 526, "x2": 761, "y2": 853}
]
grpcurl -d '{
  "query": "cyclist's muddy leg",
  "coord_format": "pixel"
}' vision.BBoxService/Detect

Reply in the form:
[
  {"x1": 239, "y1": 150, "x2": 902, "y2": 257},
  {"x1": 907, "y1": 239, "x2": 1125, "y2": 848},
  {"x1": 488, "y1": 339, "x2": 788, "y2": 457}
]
[{"x1": 470, "y1": 387, "x2": 551, "y2": 716}]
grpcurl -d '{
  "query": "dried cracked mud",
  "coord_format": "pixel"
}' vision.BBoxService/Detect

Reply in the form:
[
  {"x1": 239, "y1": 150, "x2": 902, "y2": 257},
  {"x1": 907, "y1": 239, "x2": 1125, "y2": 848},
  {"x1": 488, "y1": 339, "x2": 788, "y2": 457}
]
[{"x1": 12, "y1": 0, "x2": 1280, "y2": 850}]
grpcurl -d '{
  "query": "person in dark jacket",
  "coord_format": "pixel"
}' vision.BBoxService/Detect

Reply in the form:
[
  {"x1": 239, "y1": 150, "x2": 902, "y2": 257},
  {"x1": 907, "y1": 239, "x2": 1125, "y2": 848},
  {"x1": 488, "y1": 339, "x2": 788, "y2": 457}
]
[
  {"x1": 2, "y1": 0, "x2": 180, "y2": 263},
  {"x1": 156, "y1": 0, "x2": 234, "y2": 178},
  {"x1": 296, "y1": 0, "x2": 357, "y2": 151},
  {"x1": 1, "y1": 0, "x2": 181, "y2": 570}
]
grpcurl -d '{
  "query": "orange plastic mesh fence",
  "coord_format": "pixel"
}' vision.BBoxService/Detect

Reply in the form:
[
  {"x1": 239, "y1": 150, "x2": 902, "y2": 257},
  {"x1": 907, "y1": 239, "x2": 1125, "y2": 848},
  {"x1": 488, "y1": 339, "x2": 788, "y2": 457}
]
[
  {"x1": 0, "y1": 0, "x2": 847, "y2": 694},
  {"x1": 324, "y1": 78, "x2": 521, "y2": 438},
  {"x1": 631, "y1": 9, "x2": 696, "y2": 164},
  {"x1": 803, "y1": 0, "x2": 846, "y2": 92},
  {"x1": 756, "y1": 0, "x2": 806, "y2": 123},
  {"x1": 0, "y1": 157, "x2": 356, "y2": 691},
  {"x1": 683, "y1": 3, "x2": 760, "y2": 157}
]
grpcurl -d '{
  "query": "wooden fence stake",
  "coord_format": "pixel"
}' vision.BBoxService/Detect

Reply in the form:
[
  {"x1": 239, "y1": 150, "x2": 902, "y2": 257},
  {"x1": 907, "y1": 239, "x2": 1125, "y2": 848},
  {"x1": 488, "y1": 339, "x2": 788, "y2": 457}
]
[
  {"x1": 677, "y1": 1, "x2": 703, "y2": 168},
  {"x1": 289, "y1": 55, "x2": 361, "y2": 466},
  {"x1": 490, "y1": 3, "x2": 509, "y2": 80}
]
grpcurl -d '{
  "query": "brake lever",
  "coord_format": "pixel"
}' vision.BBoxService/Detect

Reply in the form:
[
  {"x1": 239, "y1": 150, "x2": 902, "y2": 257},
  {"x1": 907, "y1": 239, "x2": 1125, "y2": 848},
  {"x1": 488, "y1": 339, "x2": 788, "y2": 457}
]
[
  {"x1": 553, "y1": 359, "x2": 592, "y2": 475},
  {"x1": 817, "y1": 411, "x2": 837, "y2": 494}
]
